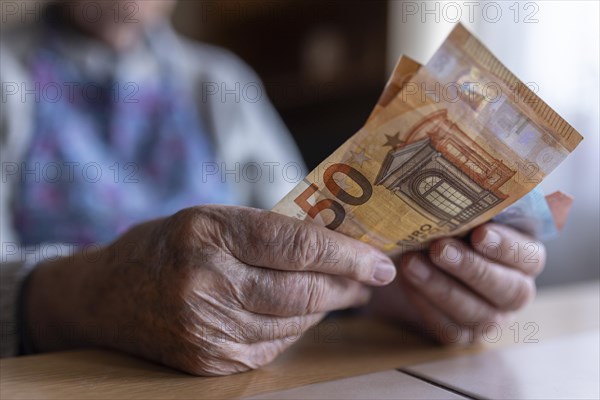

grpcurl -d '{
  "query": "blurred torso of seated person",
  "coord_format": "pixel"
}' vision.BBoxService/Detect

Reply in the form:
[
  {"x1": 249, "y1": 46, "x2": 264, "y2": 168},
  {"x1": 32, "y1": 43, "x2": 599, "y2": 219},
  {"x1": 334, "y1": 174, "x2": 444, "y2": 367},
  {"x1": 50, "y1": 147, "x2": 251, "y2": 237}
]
[{"x1": 0, "y1": 0, "x2": 302, "y2": 357}]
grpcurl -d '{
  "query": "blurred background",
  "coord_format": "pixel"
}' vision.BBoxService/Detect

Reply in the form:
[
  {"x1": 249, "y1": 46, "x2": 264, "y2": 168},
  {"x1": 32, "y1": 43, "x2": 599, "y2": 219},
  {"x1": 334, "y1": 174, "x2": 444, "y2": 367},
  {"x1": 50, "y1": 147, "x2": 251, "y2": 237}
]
[{"x1": 3, "y1": 0, "x2": 598, "y2": 286}]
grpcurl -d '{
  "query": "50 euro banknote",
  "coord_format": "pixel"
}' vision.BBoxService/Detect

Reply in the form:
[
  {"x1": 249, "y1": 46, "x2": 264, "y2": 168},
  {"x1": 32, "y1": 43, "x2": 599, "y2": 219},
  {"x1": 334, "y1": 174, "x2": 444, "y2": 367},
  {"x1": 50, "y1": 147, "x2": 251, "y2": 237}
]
[{"x1": 273, "y1": 24, "x2": 582, "y2": 254}]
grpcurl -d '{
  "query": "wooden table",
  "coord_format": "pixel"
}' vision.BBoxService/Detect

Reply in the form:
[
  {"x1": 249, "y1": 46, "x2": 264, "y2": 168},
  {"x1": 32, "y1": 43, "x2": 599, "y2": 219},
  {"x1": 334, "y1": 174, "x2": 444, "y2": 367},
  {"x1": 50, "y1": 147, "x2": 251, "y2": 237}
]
[{"x1": 1, "y1": 281, "x2": 598, "y2": 399}]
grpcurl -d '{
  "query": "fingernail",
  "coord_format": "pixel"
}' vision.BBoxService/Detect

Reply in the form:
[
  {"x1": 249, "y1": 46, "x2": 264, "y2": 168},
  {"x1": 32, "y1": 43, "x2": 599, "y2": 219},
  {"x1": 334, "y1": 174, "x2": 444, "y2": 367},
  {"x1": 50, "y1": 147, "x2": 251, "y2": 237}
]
[
  {"x1": 483, "y1": 229, "x2": 502, "y2": 246},
  {"x1": 372, "y1": 259, "x2": 396, "y2": 284},
  {"x1": 406, "y1": 258, "x2": 431, "y2": 283},
  {"x1": 441, "y1": 242, "x2": 462, "y2": 267}
]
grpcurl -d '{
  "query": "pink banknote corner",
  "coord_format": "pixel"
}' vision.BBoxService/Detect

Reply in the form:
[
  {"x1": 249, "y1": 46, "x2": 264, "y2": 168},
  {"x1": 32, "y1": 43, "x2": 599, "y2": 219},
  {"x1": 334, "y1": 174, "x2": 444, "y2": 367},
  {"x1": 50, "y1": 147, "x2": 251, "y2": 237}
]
[{"x1": 545, "y1": 191, "x2": 574, "y2": 231}]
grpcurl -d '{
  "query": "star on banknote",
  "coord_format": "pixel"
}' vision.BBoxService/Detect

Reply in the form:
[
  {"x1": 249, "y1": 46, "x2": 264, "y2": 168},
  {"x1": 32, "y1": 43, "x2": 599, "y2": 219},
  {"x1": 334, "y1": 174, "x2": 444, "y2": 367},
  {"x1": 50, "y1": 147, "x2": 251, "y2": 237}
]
[
  {"x1": 383, "y1": 132, "x2": 404, "y2": 148},
  {"x1": 349, "y1": 149, "x2": 371, "y2": 167}
]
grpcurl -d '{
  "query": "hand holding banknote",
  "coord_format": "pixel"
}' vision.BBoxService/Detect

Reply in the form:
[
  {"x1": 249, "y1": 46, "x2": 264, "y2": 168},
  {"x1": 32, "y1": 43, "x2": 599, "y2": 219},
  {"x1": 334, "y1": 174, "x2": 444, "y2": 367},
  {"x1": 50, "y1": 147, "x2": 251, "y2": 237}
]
[
  {"x1": 25, "y1": 206, "x2": 397, "y2": 375},
  {"x1": 368, "y1": 222, "x2": 545, "y2": 344},
  {"x1": 274, "y1": 24, "x2": 581, "y2": 343}
]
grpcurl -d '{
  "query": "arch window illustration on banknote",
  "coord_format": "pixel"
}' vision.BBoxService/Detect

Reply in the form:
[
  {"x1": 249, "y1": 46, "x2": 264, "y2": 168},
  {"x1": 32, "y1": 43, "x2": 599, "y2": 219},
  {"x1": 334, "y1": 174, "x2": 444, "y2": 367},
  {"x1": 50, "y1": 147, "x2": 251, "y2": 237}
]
[{"x1": 375, "y1": 109, "x2": 516, "y2": 229}]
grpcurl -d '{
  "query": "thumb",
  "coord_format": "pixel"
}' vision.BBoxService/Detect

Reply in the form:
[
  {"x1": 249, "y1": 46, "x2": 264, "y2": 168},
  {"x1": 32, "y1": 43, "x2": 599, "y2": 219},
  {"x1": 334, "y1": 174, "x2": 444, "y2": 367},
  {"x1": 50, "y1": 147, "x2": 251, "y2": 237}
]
[{"x1": 225, "y1": 207, "x2": 396, "y2": 286}]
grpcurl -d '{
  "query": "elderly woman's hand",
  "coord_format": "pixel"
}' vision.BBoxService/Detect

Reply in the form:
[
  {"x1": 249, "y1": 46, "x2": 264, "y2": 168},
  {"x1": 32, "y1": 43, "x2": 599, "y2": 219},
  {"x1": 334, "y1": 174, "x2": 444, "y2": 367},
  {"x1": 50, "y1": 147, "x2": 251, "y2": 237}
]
[
  {"x1": 24, "y1": 206, "x2": 396, "y2": 375},
  {"x1": 368, "y1": 223, "x2": 546, "y2": 344}
]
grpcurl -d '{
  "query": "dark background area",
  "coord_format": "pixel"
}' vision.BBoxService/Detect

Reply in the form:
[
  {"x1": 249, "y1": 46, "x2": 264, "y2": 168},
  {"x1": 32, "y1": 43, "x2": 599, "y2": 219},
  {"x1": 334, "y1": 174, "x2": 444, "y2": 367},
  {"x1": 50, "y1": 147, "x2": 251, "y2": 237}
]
[{"x1": 172, "y1": 0, "x2": 388, "y2": 169}]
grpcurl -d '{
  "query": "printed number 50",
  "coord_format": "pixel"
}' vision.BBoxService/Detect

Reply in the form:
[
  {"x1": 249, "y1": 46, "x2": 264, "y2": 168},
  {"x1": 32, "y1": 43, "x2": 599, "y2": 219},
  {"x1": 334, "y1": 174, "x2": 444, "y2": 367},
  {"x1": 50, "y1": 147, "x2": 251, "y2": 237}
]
[{"x1": 294, "y1": 163, "x2": 372, "y2": 230}]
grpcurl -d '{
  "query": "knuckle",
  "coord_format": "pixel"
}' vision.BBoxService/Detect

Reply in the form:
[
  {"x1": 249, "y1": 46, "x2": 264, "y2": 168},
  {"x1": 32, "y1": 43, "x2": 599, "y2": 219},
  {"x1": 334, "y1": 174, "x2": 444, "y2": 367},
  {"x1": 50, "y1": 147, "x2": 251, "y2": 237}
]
[
  {"x1": 282, "y1": 223, "x2": 349, "y2": 273},
  {"x1": 339, "y1": 251, "x2": 363, "y2": 281},
  {"x1": 470, "y1": 224, "x2": 488, "y2": 245},
  {"x1": 236, "y1": 269, "x2": 272, "y2": 312},
  {"x1": 168, "y1": 206, "x2": 208, "y2": 236},
  {"x1": 464, "y1": 303, "x2": 493, "y2": 325},
  {"x1": 246, "y1": 270, "x2": 311, "y2": 316},
  {"x1": 164, "y1": 206, "x2": 223, "y2": 251},
  {"x1": 186, "y1": 343, "x2": 256, "y2": 376},
  {"x1": 251, "y1": 212, "x2": 280, "y2": 242},
  {"x1": 173, "y1": 315, "x2": 285, "y2": 376},
  {"x1": 468, "y1": 256, "x2": 491, "y2": 288},
  {"x1": 504, "y1": 278, "x2": 536, "y2": 310},
  {"x1": 433, "y1": 280, "x2": 454, "y2": 304},
  {"x1": 159, "y1": 327, "x2": 231, "y2": 376},
  {"x1": 304, "y1": 274, "x2": 326, "y2": 313},
  {"x1": 267, "y1": 273, "x2": 325, "y2": 316},
  {"x1": 284, "y1": 223, "x2": 322, "y2": 269}
]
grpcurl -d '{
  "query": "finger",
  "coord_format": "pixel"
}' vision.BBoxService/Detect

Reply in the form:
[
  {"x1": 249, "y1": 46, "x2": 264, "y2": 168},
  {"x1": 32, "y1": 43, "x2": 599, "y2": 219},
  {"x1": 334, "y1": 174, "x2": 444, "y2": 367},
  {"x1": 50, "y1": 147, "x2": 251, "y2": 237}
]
[
  {"x1": 430, "y1": 238, "x2": 537, "y2": 311},
  {"x1": 190, "y1": 338, "x2": 293, "y2": 376},
  {"x1": 400, "y1": 253, "x2": 503, "y2": 324},
  {"x1": 400, "y1": 278, "x2": 477, "y2": 345},
  {"x1": 470, "y1": 223, "x2": 546, "y2": 276},
  {"x1": 240, "y1": 269, "x2": 371, "y2": 317},
  {"x1": 400, "y1": 278, "x2": 463, "y2": 344},
  {"x1": 226, "y1": 207, "x2": 397, "y2": 286},
  {"x1": 242, "y1": 337, "x2": 297, "y2": 372}
]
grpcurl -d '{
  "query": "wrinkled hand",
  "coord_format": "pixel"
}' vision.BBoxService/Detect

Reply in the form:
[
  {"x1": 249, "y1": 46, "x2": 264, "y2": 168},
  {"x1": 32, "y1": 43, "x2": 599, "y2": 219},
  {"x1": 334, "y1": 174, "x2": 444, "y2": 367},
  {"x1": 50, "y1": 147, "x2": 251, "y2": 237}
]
[
  {"x1": 368, "y1": 223, "x2": 545, "y2": 344},
  {"x1": 26, "y1": 206, "x2": 396, "y2": 375}
]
